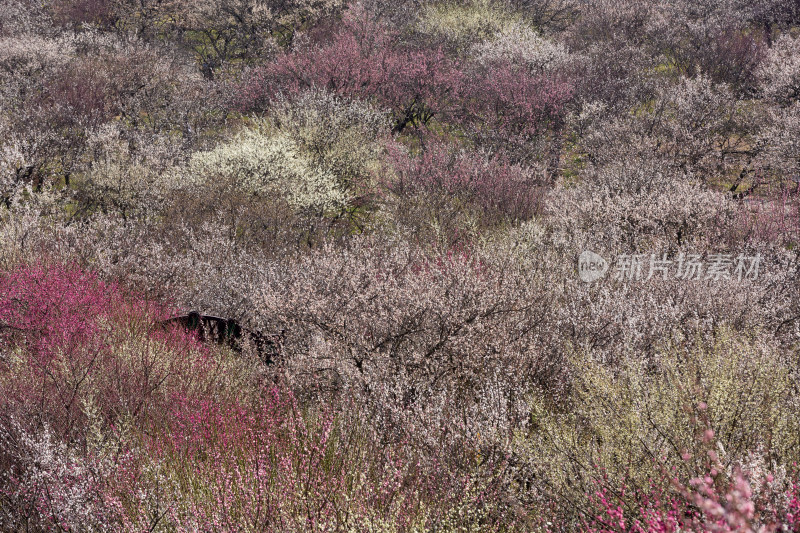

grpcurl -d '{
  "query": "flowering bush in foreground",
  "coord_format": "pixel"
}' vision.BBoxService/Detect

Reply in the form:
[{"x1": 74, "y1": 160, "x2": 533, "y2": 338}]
[
  {"x1": 572, "y1": 423, "x2": 800, "y2": 533},
  {"x1": 0, "y1": 263, "x2": 511, "y2": 531},
  {"x1": 518, "y1": 330, "x2": 800, "y2": 530},
  {"x1": 0, "y1": 263, "x2": 216, "y2": 529},
  {"x1": 0, "y1": 263, "x2": 216, "y2": 434},
  {"x1": 120, "y1": 388, "x2": 510, "y2": 532},
  {"x1": 576, "y1": 464, "x2": 800, "y2": 532}
]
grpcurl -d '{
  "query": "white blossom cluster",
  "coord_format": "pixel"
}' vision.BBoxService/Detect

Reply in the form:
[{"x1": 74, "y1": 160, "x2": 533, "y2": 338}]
[
  {"x1": 182, "y1": 127, "x2": 349, "y2": 212},
  {"x1": 470, "y1": 22, "x2": 571, "y2": 74},
  {"x1": 757, "y1": 34, "x2": 800, "y2": 105}
]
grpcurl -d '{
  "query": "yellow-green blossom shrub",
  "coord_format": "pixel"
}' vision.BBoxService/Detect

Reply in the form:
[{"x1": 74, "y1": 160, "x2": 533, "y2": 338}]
[
  {"x1": 181, "y1": 90, "x2": 389, "y2": 216},
  {"x1": 417, "y1": 0, "x2": 521, "y2": 46},
  {"x1": 268, "y1": 89, "x2": 390, "y2": 201},
  {"x1": 183, "y1": 126, "x2": 348, "y2": 213},
  {"x1": 514, "y1": 329, "x2": 800, "y2": 521}
]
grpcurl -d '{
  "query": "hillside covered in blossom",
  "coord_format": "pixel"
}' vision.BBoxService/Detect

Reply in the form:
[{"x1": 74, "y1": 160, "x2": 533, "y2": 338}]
[{"x1": 2, "y1": 0, "x2": 800, "y2": 530}]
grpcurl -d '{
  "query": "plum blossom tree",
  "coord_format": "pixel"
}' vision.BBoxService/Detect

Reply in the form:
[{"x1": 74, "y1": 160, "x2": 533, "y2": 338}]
[
  {"x1": 238, "y1": 4, "x2": 463, "y2": 134},
  {"x1": 383, "y1": 138, "x2": 545, "y2": 228},
  {"x1": 458, "y1": 58, "x2": 574, "y2": 166},
  {"x1": 757, "y1": 33, "x2": 800, "y2": 105}
]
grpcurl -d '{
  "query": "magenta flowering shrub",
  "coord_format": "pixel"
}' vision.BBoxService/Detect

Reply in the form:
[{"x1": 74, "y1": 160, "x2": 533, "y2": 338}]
[
  {"x1": 577, "y1": 469, "x2": 800, "y2": 532},
  {"x1": 0, "y1": 262, "x2": 222, "y2": 529},
  {"x1": 149, "y1": 390, "x2": 373, "y2": 530},
  {"x1": 458, "y1": 60, "x2": 574, "y2": 153},
  {"x1": 238, "y1": 5, "x2": 462, "y2": 134},
  {"x1": 0, "y1": 263, "x2": 213, "y2": 438},
  {"x1": 574, "y1": 449, "x2": 800, "y2": 532}
]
